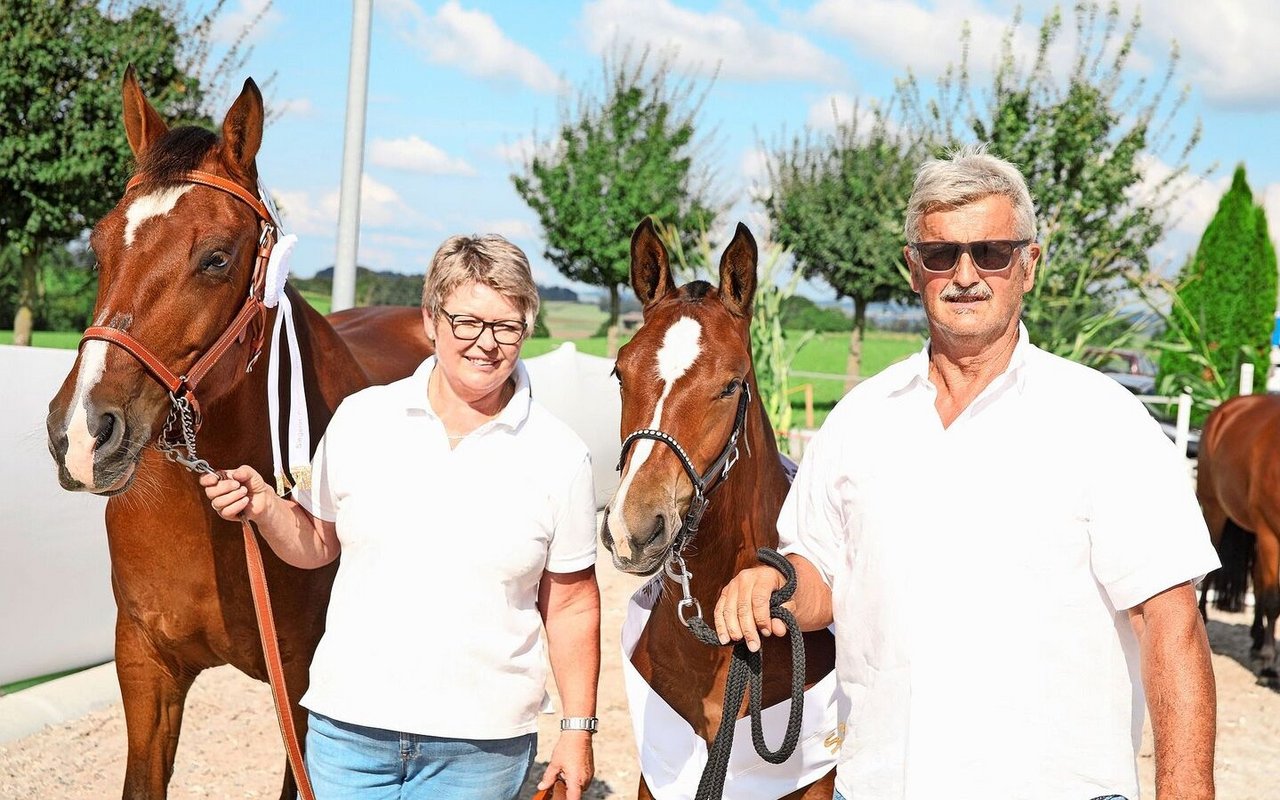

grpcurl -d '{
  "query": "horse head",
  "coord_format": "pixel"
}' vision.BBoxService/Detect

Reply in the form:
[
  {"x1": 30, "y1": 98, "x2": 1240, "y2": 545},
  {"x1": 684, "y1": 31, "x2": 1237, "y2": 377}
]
[
  {"x1": 47, "y1": 67, "x2": 272, "y2": 494},
  {"x1": 601, "y1": 217, "x2": 760, "y2": 575}
]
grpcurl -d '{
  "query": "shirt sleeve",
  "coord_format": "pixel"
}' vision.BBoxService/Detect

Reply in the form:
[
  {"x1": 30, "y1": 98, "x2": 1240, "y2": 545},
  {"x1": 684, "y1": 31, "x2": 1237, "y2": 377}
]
[
  {"x1": 545, "y1": 452, "x2": 598, "y2": 574},
  {"x1": 292, "y1": 406, "x2": 342, "y2": 523},
  {"x1": 777, "y1": 424, "x2": 845, "y2": 589},
  {"x1": 1085, "y1": 391, "x2": 1220, "y2": 610}
]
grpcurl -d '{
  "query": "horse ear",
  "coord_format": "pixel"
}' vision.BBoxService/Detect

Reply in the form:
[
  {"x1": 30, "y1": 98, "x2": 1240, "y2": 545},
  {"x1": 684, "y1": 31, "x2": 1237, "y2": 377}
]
[
  {"x1": 121, "y1": 65, "x2": 168, "y2": 159},
  {"x1": 220, "y1": 78, "x2": 264, "y2": 178},
  {"x1": 630, "y1": 217, "x2": 675, "y2": 311},
  {"x1": 718, "y1": 222, "x2": 758, "y2": 317}
]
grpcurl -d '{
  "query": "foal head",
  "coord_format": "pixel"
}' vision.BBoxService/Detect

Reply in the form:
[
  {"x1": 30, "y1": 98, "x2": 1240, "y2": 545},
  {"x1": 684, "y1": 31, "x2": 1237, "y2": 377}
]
[
  {"x1": 601, "y1": 218, "x2": 759, "y2": 575},
  {"x1": 46, "y1": 68, "x2": 270, "y2": 494}
]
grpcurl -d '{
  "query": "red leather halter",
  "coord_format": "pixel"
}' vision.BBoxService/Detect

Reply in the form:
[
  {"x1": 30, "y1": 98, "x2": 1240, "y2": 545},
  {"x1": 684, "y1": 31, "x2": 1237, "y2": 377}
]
[{"x1": 79, "y1": 170, "x2": 275, "y2": 440}]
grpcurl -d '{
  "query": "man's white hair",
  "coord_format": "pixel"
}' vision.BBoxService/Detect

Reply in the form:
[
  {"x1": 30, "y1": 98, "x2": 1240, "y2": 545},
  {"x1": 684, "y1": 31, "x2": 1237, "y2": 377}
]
[{"x1": 904, "y1": 142, "x2": 1038, "y2": 246}]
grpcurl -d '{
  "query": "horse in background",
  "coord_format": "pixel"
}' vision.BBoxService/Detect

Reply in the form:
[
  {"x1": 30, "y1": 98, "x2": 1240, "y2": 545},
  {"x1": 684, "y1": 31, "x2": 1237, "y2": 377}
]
[
  {"x1": 1197, "y1": 393, "x2": 1280, "y2": 686},
  {"x1": 44, "y1": 69, "x2": 432, "y2": 798},
  {"x1": 600, "y1": 219, "x2": 837, "y2": 799}
]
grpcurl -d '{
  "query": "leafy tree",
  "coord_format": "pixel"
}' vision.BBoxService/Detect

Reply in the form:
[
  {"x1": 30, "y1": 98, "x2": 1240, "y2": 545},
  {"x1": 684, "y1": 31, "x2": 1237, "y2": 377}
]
[
  {"x1": 897, "y1": 1, "x2": 1201, "y2": 359},
  {"x1": 780, "y1": 295, "x2": 852, "y2": 333},
  {"x1": 761, "y1": 105, "x2": 924, "y2": 387},
  {"x1": 1158, "y1": 166, "x2": 1277, "y2": 412},
  {"x1": 0, "y1": 1, "x2": 265, "y2": 345},
  {"x1": 513, "y1": 50, "x2": 719, "y2": 336}
]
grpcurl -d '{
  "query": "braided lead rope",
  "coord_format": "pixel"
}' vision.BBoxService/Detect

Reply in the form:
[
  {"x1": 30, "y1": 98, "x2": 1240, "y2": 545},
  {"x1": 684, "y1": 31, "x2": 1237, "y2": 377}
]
[{"x1": 686, "y1": 548, "x2": 807, "y2": 800}]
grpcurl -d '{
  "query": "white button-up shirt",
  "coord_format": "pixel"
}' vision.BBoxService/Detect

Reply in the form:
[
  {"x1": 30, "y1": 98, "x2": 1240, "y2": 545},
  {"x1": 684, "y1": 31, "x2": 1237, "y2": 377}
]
[
  {"x1": 294, "y1": 357, "x2": 597, "y2": 739},
  {"x1": 779, "y1": 326, "x2": 1219, "y2": 799}
]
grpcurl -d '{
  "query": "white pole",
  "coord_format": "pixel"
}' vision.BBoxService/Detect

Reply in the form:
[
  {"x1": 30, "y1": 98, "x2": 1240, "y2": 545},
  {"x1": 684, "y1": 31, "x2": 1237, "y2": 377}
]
[
  {"x1": 1175, "y1": 392, "x2": 1192, "y2": 457},
  {"x1": 1239, "y1": 362, "x2": 1255, "y2": 396},
  {"x1": 332, "y1": 0, "x2": 373, "y2": 313}
]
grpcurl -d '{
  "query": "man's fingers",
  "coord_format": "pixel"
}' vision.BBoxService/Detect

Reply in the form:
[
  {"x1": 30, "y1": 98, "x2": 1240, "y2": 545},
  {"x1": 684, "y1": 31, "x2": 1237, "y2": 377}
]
[
  {"x1": 535, "y1": 762, "x2": 558, "y2": 790},
  {"x1": 751, "y1": 590, "x2": 773, "y2": 636}
]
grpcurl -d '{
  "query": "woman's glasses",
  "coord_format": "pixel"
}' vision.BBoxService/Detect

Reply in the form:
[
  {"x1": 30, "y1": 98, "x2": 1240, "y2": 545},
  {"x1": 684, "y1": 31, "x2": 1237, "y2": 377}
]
[
  {"x1": 439, "y1": 309, "x2": 526, "y2": 345},
  {"x1": 909, "y1": 239, "x2": 1031, "y2": 273}
]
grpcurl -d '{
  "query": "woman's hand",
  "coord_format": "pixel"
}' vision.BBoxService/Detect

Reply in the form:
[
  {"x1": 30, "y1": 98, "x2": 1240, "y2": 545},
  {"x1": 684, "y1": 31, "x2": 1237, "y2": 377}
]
[
  {"x1": 536, "y1": 731, "x2": 594, "y2": 800},
  {"x1": 199, "y1": 465, "x2": 274, "y2": 523}
]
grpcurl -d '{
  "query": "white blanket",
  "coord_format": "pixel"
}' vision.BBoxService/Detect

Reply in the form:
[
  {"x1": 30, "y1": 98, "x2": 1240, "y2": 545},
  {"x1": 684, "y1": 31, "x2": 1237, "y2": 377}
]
[{"x1": 621, "y1": 576, "x2": 841, "y2": 799}]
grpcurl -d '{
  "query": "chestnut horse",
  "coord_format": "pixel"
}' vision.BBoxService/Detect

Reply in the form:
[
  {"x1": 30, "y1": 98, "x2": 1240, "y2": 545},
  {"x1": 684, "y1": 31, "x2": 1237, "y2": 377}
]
[
  {"x1": 601, "y1": 219, "x2": 837, "y2": 799},
  {"x1": 1197, "y1": 393, "x2": 1280, "y2": 686},
  {"x1": 44, "y1": 71, "x2": 431, "y2": 798}
]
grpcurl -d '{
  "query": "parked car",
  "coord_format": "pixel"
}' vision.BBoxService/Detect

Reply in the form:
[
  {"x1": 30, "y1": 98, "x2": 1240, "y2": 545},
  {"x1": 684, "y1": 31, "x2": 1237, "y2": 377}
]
[{"x1": 1082, "y1": 347, "x2": 1199, "y2": 458}]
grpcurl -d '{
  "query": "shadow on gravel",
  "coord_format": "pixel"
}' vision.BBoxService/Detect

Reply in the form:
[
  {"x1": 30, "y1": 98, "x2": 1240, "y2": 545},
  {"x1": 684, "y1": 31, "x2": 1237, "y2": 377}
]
[
  {"x1": 519, "y1": 760, "x2": 616, "y2": 799},
  {"x1": 1206, "y1": 613, "x2": 1280, "y2": 692}
]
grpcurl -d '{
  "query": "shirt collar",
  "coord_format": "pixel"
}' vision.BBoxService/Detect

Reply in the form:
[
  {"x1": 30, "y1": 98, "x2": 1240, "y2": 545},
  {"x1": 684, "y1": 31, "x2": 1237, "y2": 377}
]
[
  {"x1": 891, "y1": 322, "x2": 1033, "y2": 395},
  {"x1": 403, "y1": 356, "x2": 532, "y2": 431}
]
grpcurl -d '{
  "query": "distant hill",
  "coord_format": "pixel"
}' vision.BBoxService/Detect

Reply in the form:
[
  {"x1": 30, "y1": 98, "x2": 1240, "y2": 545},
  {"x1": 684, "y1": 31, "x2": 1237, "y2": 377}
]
[{"x1": 295, "y1": 267, "x2": 578, "y2": 307}]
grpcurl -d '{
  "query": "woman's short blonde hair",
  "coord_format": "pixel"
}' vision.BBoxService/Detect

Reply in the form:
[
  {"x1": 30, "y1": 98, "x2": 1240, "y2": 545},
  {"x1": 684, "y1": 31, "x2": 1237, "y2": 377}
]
[{"x1": 421, "y1": 234, "x2": 540, "y2": 331}]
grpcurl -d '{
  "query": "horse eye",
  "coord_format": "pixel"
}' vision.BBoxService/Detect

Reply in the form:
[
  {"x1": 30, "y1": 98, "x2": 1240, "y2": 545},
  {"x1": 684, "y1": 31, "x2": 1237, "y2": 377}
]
[
  {"x1": 720, "y1": 379, "x2": 741, "y2": 398},
  {"x1": 201, "y1": 251, "x2": 230, "y2": 272},
  {"x1": 610, "y1": 366, "x2": 624, "y2": 390}
]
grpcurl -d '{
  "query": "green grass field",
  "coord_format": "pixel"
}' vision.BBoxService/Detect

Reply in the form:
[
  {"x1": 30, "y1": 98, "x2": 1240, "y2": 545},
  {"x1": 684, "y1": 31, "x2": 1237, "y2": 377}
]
[
  {"x1": 542, "y1": 300, "x2": 608, "y2": 339},
  {"x1": 0, "y1": 330, "x2": 84, "y2": 348}
]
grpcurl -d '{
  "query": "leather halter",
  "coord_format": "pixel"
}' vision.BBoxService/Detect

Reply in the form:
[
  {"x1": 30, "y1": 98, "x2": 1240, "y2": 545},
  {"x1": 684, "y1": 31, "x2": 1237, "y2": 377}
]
[{"x1": 78, "y1": 170, "x2": 276, "y2": 432}]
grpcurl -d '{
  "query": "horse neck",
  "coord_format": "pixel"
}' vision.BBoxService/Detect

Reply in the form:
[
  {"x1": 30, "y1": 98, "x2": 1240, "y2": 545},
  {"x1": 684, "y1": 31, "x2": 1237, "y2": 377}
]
[{"x1": 681, "y1": 379, "x2": 789, "y2": 603}]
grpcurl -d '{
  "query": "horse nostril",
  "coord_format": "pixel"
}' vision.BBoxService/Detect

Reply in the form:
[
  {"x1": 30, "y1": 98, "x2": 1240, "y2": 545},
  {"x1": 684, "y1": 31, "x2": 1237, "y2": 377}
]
[
  {"x1": 95, "y1": 411, "x2": 120, "y2": 451},
  {"x1": 639, "y1": 515, "x2": 665, "y2": 548}
]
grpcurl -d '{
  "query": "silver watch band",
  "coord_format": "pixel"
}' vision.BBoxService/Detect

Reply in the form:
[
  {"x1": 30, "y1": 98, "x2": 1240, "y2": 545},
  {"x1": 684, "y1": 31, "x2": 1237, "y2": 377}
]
[{"x1": 560, "y1": 716, "x2": 598, "y2": 733}]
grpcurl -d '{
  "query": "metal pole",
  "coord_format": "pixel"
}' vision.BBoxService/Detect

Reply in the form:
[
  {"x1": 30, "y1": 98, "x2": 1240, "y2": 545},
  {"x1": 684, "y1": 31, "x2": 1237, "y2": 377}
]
[{"x1": 332, "y1": 0, "x2": 373, "y2": 313}]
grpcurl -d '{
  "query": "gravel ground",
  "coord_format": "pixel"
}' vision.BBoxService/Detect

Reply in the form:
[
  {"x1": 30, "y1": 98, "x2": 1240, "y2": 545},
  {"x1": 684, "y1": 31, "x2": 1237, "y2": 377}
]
[{"x1": 2, "y1": 555, "x2": 1276, "y2": 799}]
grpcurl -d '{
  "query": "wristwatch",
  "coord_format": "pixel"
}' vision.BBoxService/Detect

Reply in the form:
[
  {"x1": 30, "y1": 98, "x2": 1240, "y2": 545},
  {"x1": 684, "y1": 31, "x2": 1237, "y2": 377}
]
[{"x1": 560, "y1": 716, "x2": 599, "y2": 733}]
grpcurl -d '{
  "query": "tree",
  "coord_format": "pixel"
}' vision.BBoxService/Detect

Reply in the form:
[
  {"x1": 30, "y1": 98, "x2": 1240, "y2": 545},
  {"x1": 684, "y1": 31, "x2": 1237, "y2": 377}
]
[
  {"x1": 513, "y1": 50, "x2": 719, "y2": 339},
  {"x1": 0, "y1": 1, "x2": 266, "y2": 345},
  {"x1": 897, "y1": 1, "x2": 1201, "y2": 359},
  {"x1": 761, "y1": 104, "x2": 924, "y2": 387},
  {"x1": 1158, "y1": 166, "x2": 1277, "y2": 409}
]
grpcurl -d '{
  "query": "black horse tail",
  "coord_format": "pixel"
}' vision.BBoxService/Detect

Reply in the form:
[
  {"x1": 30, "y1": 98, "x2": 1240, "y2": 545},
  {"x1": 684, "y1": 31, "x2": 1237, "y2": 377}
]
[{"x1": 1210, "y1": 518, "x2": 1255, "y2": 613}]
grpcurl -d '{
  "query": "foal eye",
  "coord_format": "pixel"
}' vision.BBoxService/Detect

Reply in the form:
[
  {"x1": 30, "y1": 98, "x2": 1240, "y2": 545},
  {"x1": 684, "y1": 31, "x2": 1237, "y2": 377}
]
[
  {"x1": 201, "y1": 251, "x2": 231, "y2": 272},
  {"x1": 720, "y1": 379, "x2": 742, "y2": 398},
  {"x1": 610, "y1": 366, "x2": 624, "y2": 390}
]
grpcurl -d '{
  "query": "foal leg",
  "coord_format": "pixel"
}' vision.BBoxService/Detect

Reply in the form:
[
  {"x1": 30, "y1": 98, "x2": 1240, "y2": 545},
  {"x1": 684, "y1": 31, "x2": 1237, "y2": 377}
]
[{"x1": 116, "y1": 617, "x2": 197, "y2": 800}]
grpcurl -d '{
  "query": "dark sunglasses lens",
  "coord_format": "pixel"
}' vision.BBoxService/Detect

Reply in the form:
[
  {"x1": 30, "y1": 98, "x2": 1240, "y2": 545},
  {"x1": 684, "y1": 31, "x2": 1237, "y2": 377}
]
[
  {"x1": 918, "y1": 243, "x2": 960, "y2": 272},
  {"x1": 972, "y1": 241, "x2": 1015, "y2": 271}
]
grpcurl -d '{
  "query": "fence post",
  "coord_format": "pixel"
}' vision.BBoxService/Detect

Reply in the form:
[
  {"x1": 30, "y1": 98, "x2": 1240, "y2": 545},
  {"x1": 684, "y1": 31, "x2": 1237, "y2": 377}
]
[
  {"x1": 1176, "y1": 392, "x2": 1192, "y2": 457},
  {"x1": 804, "y1": 384, "x2": 814, "y2": 429},
  {"x1": 1240, "y1": 363, "x2": 1255, "y2": 396}
]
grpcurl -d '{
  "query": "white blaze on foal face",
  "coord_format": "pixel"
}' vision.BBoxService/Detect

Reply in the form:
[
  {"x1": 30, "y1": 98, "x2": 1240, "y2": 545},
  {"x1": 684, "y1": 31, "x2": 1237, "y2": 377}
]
[
  {"x1": 611, "y1": 315, "x2": 703, "y2": 559},
  {"x1": 123, "y1": 185, "x2": 193, "y2": 247}
]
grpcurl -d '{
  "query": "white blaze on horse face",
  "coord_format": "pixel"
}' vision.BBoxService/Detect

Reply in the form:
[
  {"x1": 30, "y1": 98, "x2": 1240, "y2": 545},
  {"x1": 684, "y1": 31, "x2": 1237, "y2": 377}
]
[
  {"x1": 64, "y1": 340, "x2": 109, "y2": 486},
  {"x1": 123, "y1": 185, "x2": 193, "y2": 247},
  {"x1": 611, "y1": 316, "x2": 703, "y2": 560}
]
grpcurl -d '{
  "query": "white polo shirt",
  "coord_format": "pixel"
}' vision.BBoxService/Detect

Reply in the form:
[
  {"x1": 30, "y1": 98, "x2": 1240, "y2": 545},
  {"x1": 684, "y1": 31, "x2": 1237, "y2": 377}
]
[
  {"x1": 779, "y1": 326, "x2": 1219, "y2": 799},
  {"x1": 294, "y1": 357, "x2": 597, "y2": 739}
]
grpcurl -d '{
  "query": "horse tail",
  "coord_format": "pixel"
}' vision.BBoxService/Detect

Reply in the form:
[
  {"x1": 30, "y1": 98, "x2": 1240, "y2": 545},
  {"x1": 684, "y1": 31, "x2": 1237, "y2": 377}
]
[{"x1": 1209, "y1": 518, "x2": 1255, "y2": 613}]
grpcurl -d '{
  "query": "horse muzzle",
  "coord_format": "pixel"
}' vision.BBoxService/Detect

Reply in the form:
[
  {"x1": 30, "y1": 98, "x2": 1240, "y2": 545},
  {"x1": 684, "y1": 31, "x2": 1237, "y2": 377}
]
[
  {"x1": 601, "y1": 506, "x2": 681, "y2": 576},
  {"x1": 46, "y1": 401, "x2": 147, "y2": 495}
]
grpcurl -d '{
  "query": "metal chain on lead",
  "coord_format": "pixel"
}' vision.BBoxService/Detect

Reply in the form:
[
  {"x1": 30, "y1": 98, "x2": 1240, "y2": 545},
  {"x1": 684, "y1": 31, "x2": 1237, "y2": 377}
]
[{"x1": 157, "y1": 392, "x2": 217, "y2": 476}]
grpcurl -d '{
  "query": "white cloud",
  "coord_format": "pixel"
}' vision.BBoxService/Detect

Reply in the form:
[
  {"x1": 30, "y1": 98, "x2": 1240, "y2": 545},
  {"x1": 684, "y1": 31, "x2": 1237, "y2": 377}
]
[
  {"x1": 493, "y1": 136, "x2": 538, "y2": 164},
  {"x1": 1263, "y1": 184, "x2": 1280, "y2": 253},
  {"x1": 739, "y1": 146, "x2": 770, "y2": 188},
  {"x1": 370, "y1": 136, "x2": 475, "y2": 175},
  {"x1": 378, "y1": 0, "x2": 564, "y2": 93},
  {"x1": 1118, "y1": 0, "x2": 1280, "y2": 108},
  {"x1": 479, "y1": 219, "x2": 537, "y2": 239},
  {"x1": 274, "y1": 176, "x2": 423, "y2": 236},
  {"x1": 581, "y1": 0, "x2": 842, "y2": 83},
  {"x1": 273, "y1": 97, "x2": 315, "y2": 118},
  {"x1": 1132, "y1": 156, "x2": 1228, "y2": 244},
  {"x1": 210, "y1": 0, "x2": 281, "y2": 45}
]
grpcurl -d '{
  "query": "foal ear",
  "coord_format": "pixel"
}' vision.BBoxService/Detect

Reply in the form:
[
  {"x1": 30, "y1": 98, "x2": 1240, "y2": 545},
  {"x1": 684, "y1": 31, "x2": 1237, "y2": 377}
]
[
  {"x1": 718, "y1": 222, "x2": 758, "y2": 317},
  {"x1": 220, "y1": 78, "x2": 264, "y2": 179},
  {"x1": 630, "y1": 217, "x2": 676, "y2": 311},
  {"x1": 121, "y1": 65, "x2": 168, "y2": 159}
]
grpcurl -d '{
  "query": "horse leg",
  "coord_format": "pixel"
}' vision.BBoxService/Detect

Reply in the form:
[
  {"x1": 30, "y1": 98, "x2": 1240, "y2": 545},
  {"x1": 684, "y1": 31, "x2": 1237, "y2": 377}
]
[
  {"x1": 1251, "y1": 524, "x2": 1280, "y2": 686},
  {"x1": 788, "y1": 770, "x2": 838, "y2": 798},
  {"x1": 275, "y1": 654, "x2": 313, "y2": 800},
  {"x1": 636, "y1": 775, "x2": 656, "y2": 800},
  {"x1": 1198, "y1": 501, "x2": 1228, "y2": 621},
  {"x1": 116, "y1": 617, "x2": 197, "y2": 800}
]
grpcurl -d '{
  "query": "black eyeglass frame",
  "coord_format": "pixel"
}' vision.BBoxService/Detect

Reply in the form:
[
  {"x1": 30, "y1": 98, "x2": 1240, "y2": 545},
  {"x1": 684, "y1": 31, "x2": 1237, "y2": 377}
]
[
  {"x1": 908, "y1": 239, "x2": 1032, "y2": 273},
  {"x1": 438, "y1": 309, "x2": 527, "y2": 345}
]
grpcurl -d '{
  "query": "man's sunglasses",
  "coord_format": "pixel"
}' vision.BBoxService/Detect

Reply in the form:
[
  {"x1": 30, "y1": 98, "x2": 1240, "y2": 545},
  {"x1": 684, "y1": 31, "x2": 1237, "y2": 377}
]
[{"x1": 909, "y1": 239, "x2": 1031, "y2": 273}]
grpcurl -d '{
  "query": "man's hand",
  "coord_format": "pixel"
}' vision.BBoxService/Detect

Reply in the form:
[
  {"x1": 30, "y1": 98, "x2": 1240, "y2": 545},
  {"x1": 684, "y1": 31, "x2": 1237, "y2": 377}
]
[
  {"x1": 536, "y1": 731, "x2": 594, "y2": 800},
  {"x1": 714, "y1": 565, "x2": 789, "y2": 652},
  {"x1": 199, "y1": 465, "x2": 273, "y2": 523}
]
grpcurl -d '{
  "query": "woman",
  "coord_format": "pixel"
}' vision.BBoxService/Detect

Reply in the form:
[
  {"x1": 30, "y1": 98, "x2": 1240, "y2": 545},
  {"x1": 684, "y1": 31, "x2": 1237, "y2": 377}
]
[{"x1": 201, "y1": 234, "x2": 600, "y2": 800}]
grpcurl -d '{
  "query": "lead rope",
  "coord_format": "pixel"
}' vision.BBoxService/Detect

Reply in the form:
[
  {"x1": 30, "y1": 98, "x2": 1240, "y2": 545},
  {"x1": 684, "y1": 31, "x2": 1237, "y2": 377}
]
[
  {"x1": 159, "y1": 398, "x2": 316, "y2": 800},
  {"x1": 685, "y1": 548, "x2": 806, "y2": 800}
]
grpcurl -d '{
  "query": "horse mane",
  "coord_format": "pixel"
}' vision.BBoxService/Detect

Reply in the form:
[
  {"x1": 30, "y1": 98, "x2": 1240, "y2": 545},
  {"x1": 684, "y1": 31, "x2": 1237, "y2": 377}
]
[{"x1": 133, "y1": 126, "x2": 218, "y2": 185}]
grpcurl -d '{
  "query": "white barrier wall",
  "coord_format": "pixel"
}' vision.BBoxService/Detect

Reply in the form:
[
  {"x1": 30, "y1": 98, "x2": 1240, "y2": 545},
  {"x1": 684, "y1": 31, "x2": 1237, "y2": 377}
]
[
  {"x1": 0, "y1": 346, "x2": 113, "y2": 686},
  {"x1": 0, "y1": 342, "x2": 620, "y2": 686}
]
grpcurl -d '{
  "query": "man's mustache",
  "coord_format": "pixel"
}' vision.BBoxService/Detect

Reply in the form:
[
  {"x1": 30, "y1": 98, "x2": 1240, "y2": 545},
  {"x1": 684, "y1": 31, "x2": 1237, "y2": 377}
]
[{"x1": 940, "y1": 284, "x2": 993, "y2": 302}]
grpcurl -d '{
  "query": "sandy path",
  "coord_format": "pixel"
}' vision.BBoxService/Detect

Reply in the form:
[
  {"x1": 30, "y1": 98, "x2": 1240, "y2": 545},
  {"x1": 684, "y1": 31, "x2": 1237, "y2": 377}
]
[{"x1": 2, "y1": 550, "x2": 1276, "y2": 799}]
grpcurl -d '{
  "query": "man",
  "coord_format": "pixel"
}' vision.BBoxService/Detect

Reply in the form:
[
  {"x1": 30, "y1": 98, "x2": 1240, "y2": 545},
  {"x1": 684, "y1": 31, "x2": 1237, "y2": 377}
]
[{"x1": 715, "y1": 144, "x2": 1219, "y2": 799}]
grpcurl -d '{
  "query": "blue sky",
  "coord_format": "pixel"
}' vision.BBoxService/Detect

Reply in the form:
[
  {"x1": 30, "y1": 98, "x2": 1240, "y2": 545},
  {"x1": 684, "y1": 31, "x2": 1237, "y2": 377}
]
[{"x1": 195, "y1": 0, "x2": 1280, "y2": 300}]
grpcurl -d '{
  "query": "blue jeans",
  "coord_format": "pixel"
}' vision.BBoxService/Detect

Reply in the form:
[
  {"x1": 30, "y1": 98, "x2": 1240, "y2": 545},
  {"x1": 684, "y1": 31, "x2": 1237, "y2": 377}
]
[
  {"x1": 304, "y1": 712, "x2": 536, "y2": 799},
  {"x1": 834, "y1": 793, "x2": 1127, "y2": 799}
]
